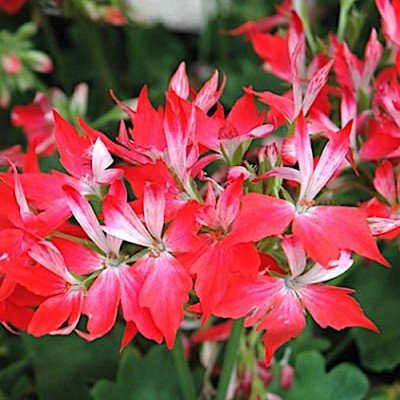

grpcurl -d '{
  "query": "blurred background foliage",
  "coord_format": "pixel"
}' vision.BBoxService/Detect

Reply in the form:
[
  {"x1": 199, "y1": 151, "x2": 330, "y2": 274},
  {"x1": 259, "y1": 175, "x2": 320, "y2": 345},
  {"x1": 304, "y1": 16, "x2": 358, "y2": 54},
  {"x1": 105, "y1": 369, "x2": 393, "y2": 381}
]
[{"x1": 1, "y1": 1, "x2": 400, "y2": 399}]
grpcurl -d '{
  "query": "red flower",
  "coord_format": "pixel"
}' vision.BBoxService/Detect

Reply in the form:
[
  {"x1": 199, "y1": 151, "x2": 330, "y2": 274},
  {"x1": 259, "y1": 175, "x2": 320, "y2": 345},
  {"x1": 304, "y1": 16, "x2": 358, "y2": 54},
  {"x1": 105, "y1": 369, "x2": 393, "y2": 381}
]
[
  {"x1": 215, "y1": 236, "x2": 377, "y2": 364},
  {"x1": 0, "y1": 0, "x2": 25, "y2": 14},
  {"x1": 102, "y1": 184, "x2": 200, "y2": 347}
]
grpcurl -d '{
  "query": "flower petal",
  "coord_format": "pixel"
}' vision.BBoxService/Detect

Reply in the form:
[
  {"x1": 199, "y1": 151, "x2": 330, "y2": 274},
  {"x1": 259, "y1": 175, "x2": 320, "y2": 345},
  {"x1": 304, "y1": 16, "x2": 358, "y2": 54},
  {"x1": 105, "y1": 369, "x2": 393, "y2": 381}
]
[
  {"x1": 281, "y1": 235, "x2": 306, "y2": 278},
  {"x1": 259, "y1": 289, "x2": 306, "y2": 365},
  {"x1": 226, "y1": 193, "x2": 295, "y2": 246},
  {"x1": 143, "y1": 184, "x2": 165, "y2": 241},
  {"x1": 305, "y1": 122, "x2": 351, "y2": 200},
  {"x1": 63, "y1": 186, "x2": 110, "y2": 252},
  {"x1": 296, "y1": 250, "x2": 353, "y2": 284},
  {"x1": 300, "y1": 284, "x2": 378, "y2": 331},
  {"x1": 83, "y1": 269, "x2": 121, "y2": 338},
  {"x1": 102, "y1": 195, "x2": 153, "y2": 248},
  {"x1": 137, "y1": 253, "x2": 192, "y2": 348}
]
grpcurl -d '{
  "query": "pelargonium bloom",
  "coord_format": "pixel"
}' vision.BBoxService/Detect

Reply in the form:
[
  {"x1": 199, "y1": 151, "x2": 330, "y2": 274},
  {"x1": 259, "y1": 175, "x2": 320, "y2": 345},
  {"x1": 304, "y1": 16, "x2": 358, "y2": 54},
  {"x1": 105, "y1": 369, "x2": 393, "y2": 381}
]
[{"x1": 214, "y1": 236, "x2": 377, "y2": 364}]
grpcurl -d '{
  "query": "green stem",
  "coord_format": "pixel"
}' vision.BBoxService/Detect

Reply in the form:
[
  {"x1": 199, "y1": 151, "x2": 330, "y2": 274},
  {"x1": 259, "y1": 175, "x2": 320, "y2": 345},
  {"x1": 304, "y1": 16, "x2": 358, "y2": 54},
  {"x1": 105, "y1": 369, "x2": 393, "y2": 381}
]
[
  {"x1": 171, "y1": 332, "x2": 197, "y2": 400},
  {"x1": 325, "y1": 332, "x2": 353, "y2": 364},
  {"x1": 298, "y1": 0, "x2": 317, "y2": 54},
  {"x1": 33, "y1": 0, "x2": 72, "y2": 91},
  {"x1": 124, "y1": 248, "x2": 149, "y2": 263},
  {"x1": 51, "y1": 231, "x2": 105, "y2": 255},
  {"x1": 215, "y1": 318, "x2": 244, "y2": 400},
  {"x1": 337, "y1": 0, "x2": 357, "y2": 41},
  {"x1": 78, "y1": 18, "x2": 117, "y2": 101}
]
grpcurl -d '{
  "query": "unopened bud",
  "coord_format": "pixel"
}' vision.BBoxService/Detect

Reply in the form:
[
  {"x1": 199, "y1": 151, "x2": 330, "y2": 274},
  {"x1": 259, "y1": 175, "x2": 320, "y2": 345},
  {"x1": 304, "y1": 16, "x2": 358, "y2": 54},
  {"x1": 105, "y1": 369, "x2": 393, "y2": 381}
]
[
  {"x1": 103, "y1": 6, "x2": 127, "y2": 26},
  {"x1": 2, "y1": 54, "x2": 22, "y2": 75},
  {"x1": 280, "y1": 363, "x2": 294, "y2": 388},
  {"x1": 25, "y1": 51, "x2": 53, "y2": 73},
  {"x1": 281, "y1": 136, "x2": 297, "y2": 165},
  {"x1": 70, "y1": 83, "x2": 89, "y2": 116}
]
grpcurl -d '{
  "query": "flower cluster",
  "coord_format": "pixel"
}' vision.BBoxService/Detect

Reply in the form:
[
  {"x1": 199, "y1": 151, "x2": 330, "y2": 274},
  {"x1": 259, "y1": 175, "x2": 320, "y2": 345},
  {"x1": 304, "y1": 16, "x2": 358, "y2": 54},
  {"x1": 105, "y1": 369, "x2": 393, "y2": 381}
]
[
  {"x1": 0, "y1": 22, "x2": 53, "y2": 108},
  {"x1": 1, "y1": 1, "x2": 398, "y2": 375}
]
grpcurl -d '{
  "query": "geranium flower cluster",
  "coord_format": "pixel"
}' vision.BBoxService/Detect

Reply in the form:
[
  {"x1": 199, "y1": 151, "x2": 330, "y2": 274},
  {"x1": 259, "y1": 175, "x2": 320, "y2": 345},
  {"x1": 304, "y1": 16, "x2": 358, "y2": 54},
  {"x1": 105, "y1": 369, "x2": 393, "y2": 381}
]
[
  {"x1": 0, "y1": 23, "x2": 53, "y2": 108},
  {"x1": 1, "y1": 1, "x2": 398, "y2": 373}
]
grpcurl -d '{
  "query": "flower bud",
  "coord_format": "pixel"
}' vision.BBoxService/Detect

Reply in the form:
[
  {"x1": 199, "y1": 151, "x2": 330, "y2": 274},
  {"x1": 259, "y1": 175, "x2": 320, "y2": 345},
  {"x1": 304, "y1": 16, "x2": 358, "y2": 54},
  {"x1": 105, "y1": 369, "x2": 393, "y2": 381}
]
[
  {"x1": 1, "y1": 54, "x2": 22, "y2": 75},
  {"x1": 103, "y1": 6, "x2": 127, "y2": 26},
  {"x1": 25, "y1": 51, "x2": 53, "y2": 73},
  {"x1": 280, "y1": 363, "x2": 294, "y2": 389},
  {"x1": 70, "y1": 83, "x2": 89, "y2": 116}
]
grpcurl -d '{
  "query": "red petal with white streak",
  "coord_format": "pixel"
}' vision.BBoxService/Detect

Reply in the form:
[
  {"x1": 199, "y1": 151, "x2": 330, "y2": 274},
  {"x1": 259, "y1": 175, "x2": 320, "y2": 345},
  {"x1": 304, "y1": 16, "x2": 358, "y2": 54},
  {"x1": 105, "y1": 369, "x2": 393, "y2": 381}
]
[
  {"x1": 51, "y1": 290, "x2": 84, "y2": 335},
  {"x1": 194, "y1": 70, "x2": 226, "y2": 113},
  {"x1": 373, "y1": 161, "x2": 396, "y2": 204},
  {"x1": 102, "y1": 195, "x2": 153, "y2": 248},
  {"x1": 367, "y1": 217, "x2": 400, "y2": 237},
  {"x1": 258, "y1": 166, "x2": 301, "y2": 183},
  {"x1": 118, "y1": 267, "x2": 163, "y2": 343},
  {"x1": 376, "y1": 0, "x2": 400, "y2": 48},
  {"x1": 302, "y1": 60, "x2": 333, "y2": 115},
  {"x1": 63, "y1": 186, "x2": 110, "y2": 252},
  {"x1": 259, "y1": 288, "x2": 306, "y2": 365},
  {"x1": 28, "y1": 241, "x2": 69, "y2": 280},
  {"x1": 216, "y1": 178, "x2": 243, "y2": 230},
  {"x1": 290, "y1": 41, "x2": 305, "y2": 116},
  {"x1": 363, "y1": 29, "x2": 383, "y2": 88},
  {"x1": 300, "y1": 284, "x2": 378, "y2": 331},
  {"x1": 296, "y1": 250, "x2": 353, "y2": 285},
  {"x1": 305, "y1": 121, "x2": 351, "y2": 200},
  {"x1": 281, "y1": 235, "x2": 306, "y2": 278},
  {"x1": 169, "y1": 62, "x2": 190, "y2": 99},
  {"x1": 83, "y1": 269, "x2": 121, "y2": 337},
  {"x1": 294, "y1": 114, "x2": 313, "y2": 200},
  {"x1": 143, "y1": 184, "x2": 165, "y2": 241},
  {"x1": 91, "y1": 138, "x2": 122, "y2": 184},
  {"x1": 137, "y1": 253, "x2": 192, "y2": 348}
]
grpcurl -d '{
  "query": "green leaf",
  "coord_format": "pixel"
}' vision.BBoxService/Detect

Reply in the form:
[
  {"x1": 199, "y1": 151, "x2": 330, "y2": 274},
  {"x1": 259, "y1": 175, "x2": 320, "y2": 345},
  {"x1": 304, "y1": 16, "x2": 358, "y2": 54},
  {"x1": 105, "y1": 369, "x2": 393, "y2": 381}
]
[
  {"x1": 91, "y1": 346, "x2": 183, "y2": 400},
  {"x1": 289, "y1": 322, "x2": 331, "y2": 355},
  {"x1": 274, "y1": 351, "x2": 368, "y2": 400},
  {"x1": 0, "y1": 359, "x2": 30, "y2": 393},
  {"x1": 22, "y1": 327, "x2": 122, "y2": 400},
  {"x1": 347, "y1": 245, "x2": 400, "y2": 372}
]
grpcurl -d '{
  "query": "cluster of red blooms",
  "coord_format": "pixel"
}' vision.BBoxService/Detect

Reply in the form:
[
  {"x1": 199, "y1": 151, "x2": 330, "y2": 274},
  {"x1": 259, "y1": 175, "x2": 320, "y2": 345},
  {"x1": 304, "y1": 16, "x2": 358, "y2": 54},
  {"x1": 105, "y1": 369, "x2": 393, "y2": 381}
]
[{"x1": 1, "y1": 0, "x2": 400, "y2": 372}]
